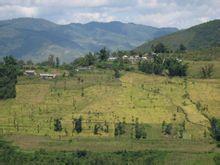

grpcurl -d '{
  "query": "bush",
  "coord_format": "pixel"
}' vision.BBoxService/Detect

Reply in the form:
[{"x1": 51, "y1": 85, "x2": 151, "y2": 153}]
[
  {"x1": 165, "y1": 58, "x2": 188, "y2": 77},
  {"x1": 114, "y1": 122, "x2": 126, "y2": 136},
  {"x1": 54, "y1": 119, "x2": 62, "y2": 132},
  {"x1": 73, "y1": 116, "x2": 83, "y2": 133},
  {"x1": 210, "y1": 117, "x2": 220, "y2": 141},
  {"x1": 200, "y1": 64, "x2": 214, "y2": 78},
  {"x1": 139, "y1": 56, "x2": 187, "y2": 77}
]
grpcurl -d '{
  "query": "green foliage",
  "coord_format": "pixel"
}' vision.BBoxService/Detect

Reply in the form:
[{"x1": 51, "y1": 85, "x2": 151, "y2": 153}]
[
  {"x1": 152, "y1": 43, "x2": 168, "y2": 53},
  {"x1": 138, "y1": 56, "x2": 164, "y2": 75},
  {"x1": 135, "y1": 120, "x2": 147, "y2": 139},
  {"x1": 54, "y1": 118, "x2": 62, "y2": 132},
  {"x1": 97, "y1": 47, "x2": 110, "y2": 62},
  {"x1": 114, "y1": 122, "x2": 126, "y2": 136},
  {"x1": 179, "y1": 44, "x2": 187, "y2": 52},
  {"x1": 210, "y1": 117, "x2": 220, "y2": 141},
  {"x1": 162, "y1": 121, "x2": 172, "y2": 135},
  {"x1": 55, "y1": 57, "x2": 60, "y2": 68},
  {"x1": 0, "y1": 139, "x2": 169, "y2": 164},
  {"x1": 114, "y1": 69, "x2": 120, "y2": 78},
  {"x1": 94, "y1": 124, "x2": 100, "y2": 135},
  {"x1": 139, "y1": 56, "x2": 187, "y2": 76},
  {"x1": 165, "y1": 58, "x2": 188, "y2": 76},
  {"x1": 161, "y1": 121, "x2": 166, "y2": 133},
  {"x1": 200, "y1": 64, "x2": 214, "y2": 78},
  {"x1": 74, "y1": 116, "x2": 83, "y2": 133},
  {"x1": 0, "y1": 56, "x2": 18, "y2": 99},
  {"x1": 48, "y1": 55, "x2": 55, "y2": 67}
]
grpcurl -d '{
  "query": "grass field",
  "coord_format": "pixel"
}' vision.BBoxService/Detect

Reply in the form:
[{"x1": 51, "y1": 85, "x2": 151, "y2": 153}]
[{"x1": 0, "y1": 61, "x2": 220, "y2": 163}]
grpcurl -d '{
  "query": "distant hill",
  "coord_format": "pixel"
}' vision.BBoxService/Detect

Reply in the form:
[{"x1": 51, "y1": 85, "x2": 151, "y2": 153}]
[
  {"x1": 0, "y1": 18, "x2": 178, "y2": 62},
  {"x1": 135, "y1": 20, "x2": 220, "y2": 54}
]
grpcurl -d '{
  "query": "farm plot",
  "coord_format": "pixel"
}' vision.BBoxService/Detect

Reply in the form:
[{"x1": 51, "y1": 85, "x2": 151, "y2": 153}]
[{"x1": 0, "y1": 70, "x2": 219, "y2": 150}]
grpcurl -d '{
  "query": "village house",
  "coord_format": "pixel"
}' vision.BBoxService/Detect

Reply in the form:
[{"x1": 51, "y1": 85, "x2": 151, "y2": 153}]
[
  {"x1": 108, "y1": 57, "x2": 117, "y2": 61},
  {"x1": 122, "y1": 55, "x2": 128, "y2": 60},
  {"x1": 24, "y1": 70, "x2": 37, "y2": 77},
  {"x1": 75, "y1": 66, "x2": 93, "y2": 72},
  {"x1": 39, "y1": 73, "x2": 56, "y2": 79}
]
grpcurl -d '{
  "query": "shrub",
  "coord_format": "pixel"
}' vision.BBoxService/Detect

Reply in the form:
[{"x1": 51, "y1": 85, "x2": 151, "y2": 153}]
[
  {"x1": 73, "y1": 116, "x2": 83, "y2": 133},
  {"x1": 54, "y1": 119, "x2": 62, "y2": 132},
  {"x1": 210, "y1": 117, "x2": 220, "y2": 141},
  {"x1": 114, "y1": 122, "x2": 126, "y2": 136},
  {"x1": 200, "y1": 64, "x2": 214, "y2": 78}
]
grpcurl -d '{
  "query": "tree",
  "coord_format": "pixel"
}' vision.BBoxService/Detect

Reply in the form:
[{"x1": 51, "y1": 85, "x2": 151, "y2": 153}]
[
  {"x1": 135, "y1": 119, "x2": 147, "y2": 139},
  {"x1": 210, "y1": 117, "x2": 220, "y2": 141},
  {"x1": 153, "y1": 43, "x2": 167, "y2": 53},
  {"x1": 73, "y1": 116, "x2": 82, "y2": 133},
  {"x1": 26, "y1": 60, "x2": 33, "y2": 66},
  {"x1": 114, "y1": 122, "x2": 126, "y2": 136},
  {"x1": 84, "y1": 52, "x2": 96, "y2": 66},
  {"x1": 54, "y1": 118, "x2": 62, "y2": 132},
  {"x1": 94, "y1": 124, "x2": 100, "y2": 135},
  {"x1": 55, "y1": 57, "x2": 60, "y2": 68},
  {"x1": 17, "y1": 60, "x2": 25, "y2": 67},
  {"x1": 48, "y1": 54, "x2": 55, "y2": 67},
  {"x1": 138, "y1": 57, "x2": 163, "y2": 75},
  {"x1": 179, "y1": 44, "x2": 187, "y2": 52},
  {"x1": 97, "y1": 47, "x2": 110, "y2": 61},
  {"x1": 114, "y1": 69, "x2": 120, "y2": 78},
  {"x1": 0, "y1": 56, "x2": 18, "y2": 99},
  {"x1": 200, "y1": 64, "x2": 214, "y2": 78},
  {"x1": 164, "y1": 123, "x2": 172, "y2": 135},
  {"x1": 165, "y1": 58, "x2": 188, "y2": 77},
  {"x1": 161, "y1": 121, "x2": 166, "y2": 133}
]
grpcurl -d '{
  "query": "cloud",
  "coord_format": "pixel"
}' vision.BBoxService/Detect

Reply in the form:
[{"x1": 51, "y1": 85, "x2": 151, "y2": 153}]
[
  {"x1": 0, "y1": 5, "x2": 38, "y2": 19},
  {"x1": 0, "y1": 0, "x2": 219, "y2": 28},
  {"x1": 57, "y1": 12, "x2": 115, "y2": 24},
  {"x1": 0, "y1": 0, "x2": 109, "y2": 7}
]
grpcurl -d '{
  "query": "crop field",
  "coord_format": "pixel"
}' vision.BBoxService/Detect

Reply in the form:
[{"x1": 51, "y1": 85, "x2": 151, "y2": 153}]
[{"x1": 0, "y1": 64, "x2": 220, "y2": 155}]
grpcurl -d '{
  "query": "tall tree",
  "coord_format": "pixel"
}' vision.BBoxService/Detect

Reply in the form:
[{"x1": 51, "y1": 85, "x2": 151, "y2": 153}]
[
  {"x1": 153, "y1": 43, "x2": 167, "y2": 53},
  {"x1": 97, "y1": 47, "x2": 110, "y2": 61},
  {"x1": 0, "y1": 56, "x2": 18, "y2": 99},
  {"x1": 55, "y1": 57, "x2": 60, "y2": 68},
  {"x1": 179, "y1": 44, "x2": 187, "y2": 52},
  {"x1": 48, "y1": 54, "x2": 55, "y2": 67}
]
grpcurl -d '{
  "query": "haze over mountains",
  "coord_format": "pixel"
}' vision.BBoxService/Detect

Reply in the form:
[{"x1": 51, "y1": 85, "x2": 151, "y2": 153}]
[
  {"x1": 0, "y1": 18, "x2": 178, "y2": 62},
  {"x1": 135, "y1": 20, "x2": 220, "y2": 53}
]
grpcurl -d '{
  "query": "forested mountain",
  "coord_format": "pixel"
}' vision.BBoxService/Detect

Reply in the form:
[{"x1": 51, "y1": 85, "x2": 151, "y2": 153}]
[
  {"x1": 135, "y1": 20, "x2": 220, "y2": 53},
  {"x1": 0, "y1": 18, "x2": 178, "y2": 62}
]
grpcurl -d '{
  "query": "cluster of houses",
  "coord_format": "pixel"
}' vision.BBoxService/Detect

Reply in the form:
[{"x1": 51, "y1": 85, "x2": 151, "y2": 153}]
[
  {"x1": 24, "y1": 70, "x2": 57, "y2": 79},
  {"x1": 108, "y1": 53, "x2": 156, "y2": 64}
]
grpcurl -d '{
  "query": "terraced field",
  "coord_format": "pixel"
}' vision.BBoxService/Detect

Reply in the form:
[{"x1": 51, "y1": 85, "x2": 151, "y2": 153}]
[{"x1": 0, "y1": 68, "x2": 220, "y2": 153}]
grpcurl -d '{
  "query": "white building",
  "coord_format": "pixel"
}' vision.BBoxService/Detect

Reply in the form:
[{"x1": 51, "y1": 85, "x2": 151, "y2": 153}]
[
  {"x1": 24, "y1": 70, "x2": 36, "y2": 77},
  {"x1": 39, "y1": 73, "x2": 56, "y2": 79},
  {"x1": 108, "y1": 57, "x2": 117, "y2": 61}
]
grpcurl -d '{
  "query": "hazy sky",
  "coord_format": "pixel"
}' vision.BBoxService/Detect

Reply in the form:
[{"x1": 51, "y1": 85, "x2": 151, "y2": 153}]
[{"x1": 0, "y1": 0, "x2": 219, "y2": 28}]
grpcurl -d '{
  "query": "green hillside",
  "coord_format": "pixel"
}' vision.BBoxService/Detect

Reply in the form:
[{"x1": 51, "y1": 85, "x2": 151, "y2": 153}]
[{"x1": 135, "y1": 20, "x2": 220, "y2": 55}]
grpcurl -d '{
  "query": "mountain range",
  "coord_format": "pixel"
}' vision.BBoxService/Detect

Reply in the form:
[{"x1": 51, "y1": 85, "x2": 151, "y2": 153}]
[{"x1": 0, "y1": 18, "x2": 178, "y2": 62}]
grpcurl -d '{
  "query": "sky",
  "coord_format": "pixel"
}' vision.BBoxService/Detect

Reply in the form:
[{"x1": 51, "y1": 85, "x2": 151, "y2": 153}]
[{"x1": 0, "y1": 0, "x2": 219, "y2": 29}]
